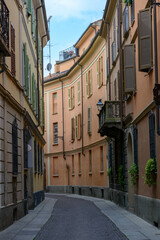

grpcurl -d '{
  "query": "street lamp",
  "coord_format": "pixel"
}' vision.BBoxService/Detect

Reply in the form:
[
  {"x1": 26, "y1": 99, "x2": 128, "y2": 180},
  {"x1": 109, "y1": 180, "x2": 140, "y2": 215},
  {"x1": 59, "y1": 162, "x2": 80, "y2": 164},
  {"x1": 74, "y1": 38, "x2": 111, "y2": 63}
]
[{"x1": 97, "y1": 99, "x2": 103, "y2": 112}]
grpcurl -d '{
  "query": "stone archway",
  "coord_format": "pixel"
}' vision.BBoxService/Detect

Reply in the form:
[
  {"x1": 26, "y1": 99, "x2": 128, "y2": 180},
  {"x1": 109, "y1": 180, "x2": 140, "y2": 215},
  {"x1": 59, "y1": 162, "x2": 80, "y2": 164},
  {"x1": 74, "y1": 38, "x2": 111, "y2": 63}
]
[{"x1": 127, "y1": 133, "x2": 135, "y2": 210}]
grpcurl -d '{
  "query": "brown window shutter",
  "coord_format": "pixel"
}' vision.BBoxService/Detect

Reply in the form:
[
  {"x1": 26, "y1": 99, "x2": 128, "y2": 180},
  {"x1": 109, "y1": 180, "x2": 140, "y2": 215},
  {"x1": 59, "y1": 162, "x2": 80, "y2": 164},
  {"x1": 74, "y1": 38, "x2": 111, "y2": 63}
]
[
  {"x1": 138, "y1": 8, "x2": 152, "y2": 72},
  {"x1": 71, "y1": 118, "x2": 75, "y2": 141},
  {"x1": 78, "y1": 114, "x2": 81, "y2": 140},
  {"x1": 124, "y1": 44, "x2": 136, "y2": 94}
]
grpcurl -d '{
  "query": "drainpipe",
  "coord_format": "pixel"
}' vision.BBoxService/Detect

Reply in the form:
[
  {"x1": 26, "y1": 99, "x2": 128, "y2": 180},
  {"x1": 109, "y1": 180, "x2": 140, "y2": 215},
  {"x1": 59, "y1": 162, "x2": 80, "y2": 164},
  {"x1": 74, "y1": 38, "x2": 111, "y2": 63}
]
[
  {"x1": 60, "y1": 79, "x2": 66, "y2": 160},
  {"x1": 41, "y1": 33, "x2": 48, "y2": 135},
  {"x1": 0, "y1": 56, "x2": 5, "y2": 74},
  {"x1": 78, "y1": 63, "x2": 85, "y2": 156},
  {"x1": 118, "y1": 0, "x2": 123, "y2": 128},
  {"x1": 36, "y1": 4, "x2": 43, "y2": 127},
  {"x1": 153, "y1": 2, "x2": 160, "y2": 135},
  {"x1": 107, "y1": 23, "x2": 111, "y2": 101}
]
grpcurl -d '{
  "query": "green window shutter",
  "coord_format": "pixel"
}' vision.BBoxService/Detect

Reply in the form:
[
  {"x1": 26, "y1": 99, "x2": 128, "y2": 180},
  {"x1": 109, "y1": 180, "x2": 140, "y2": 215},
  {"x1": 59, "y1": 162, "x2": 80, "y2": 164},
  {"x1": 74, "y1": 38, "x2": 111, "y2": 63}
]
[
  {"x1": 27, "y1": 0, "x2": 32, "y2": 16},
  {"x1": 35, "y1": 24, "x2": 37, "y2": 45},
  {"x1": 42, "y1": 97, "x2": 45, "y2": 126},
  {"x1": 88, "y1": 107, "x2": 92, "y2": 135},
  {"x1": 68, "y1": 88, "x2": 71, "y2": 109},
  {"x1": 86, "y1": 72, "x2": 89, "y2": 97},
  {"x1": 78, "y1": 81, "x2": 81, "y2": 104},
  {"x1": 25, "y1": 55, "x2": 29, "y2": 97},
  {"x1": 75, "y1": 115, "x2": 78, "y2": 139},
  {"x1": 32, "y1": 73, "x2": 34, "y2": 108},
  {"x1": 97, "y1": 60, "x2": 100, "y2": 88},
  {"x1": 124, "y1": 44, "x2": 136, "y2": 93},
  {"x1": 29, "y1": 64, "x2": 31, "y2": 102},
  {"x1": 138, "y1": 8, "x2": 152, "y2": 72},
  {"x1": 100, "y1": 57, "x2": 103, "y2": 87},
  {"x1": 31, "y1": 7, "x2": 34, "y2": 34}
]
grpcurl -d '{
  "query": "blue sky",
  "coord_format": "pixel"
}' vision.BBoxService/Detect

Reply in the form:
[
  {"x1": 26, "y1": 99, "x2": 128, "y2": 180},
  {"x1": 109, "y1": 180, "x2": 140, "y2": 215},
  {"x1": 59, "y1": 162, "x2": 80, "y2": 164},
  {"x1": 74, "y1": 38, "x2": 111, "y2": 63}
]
[{"x1": 44, "y1": 0, "x2": 107, "y2": 77}]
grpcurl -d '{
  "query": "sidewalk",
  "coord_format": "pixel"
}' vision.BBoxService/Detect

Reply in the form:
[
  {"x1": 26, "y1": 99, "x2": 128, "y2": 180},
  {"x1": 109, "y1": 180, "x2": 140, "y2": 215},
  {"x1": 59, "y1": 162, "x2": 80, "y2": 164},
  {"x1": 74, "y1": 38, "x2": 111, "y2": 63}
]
[
  {"x1": 1, "y1": 194, "x2": 160, "y2": 240},
  {"x1": 66, "y1": 194, "x2": 160, "y2": 240},
  {"x1": 0, "y1": 197, "x2": 56, "y2": 240}
]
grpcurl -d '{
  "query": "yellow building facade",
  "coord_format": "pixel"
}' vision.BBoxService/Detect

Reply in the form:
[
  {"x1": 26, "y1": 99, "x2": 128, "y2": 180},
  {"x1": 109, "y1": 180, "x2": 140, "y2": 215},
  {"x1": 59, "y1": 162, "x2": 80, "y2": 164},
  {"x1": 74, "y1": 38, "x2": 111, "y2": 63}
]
[{"x1": 0, "y1": 0, "x2": 49, "y2": 230}]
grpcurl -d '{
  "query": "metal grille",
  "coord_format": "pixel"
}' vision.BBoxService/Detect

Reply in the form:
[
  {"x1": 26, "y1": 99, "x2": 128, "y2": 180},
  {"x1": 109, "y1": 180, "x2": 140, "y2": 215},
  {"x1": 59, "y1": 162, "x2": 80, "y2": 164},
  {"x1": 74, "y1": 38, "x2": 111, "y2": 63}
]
[{"x1": 0, "y1": 0, "x2": 9, "y2": 48}]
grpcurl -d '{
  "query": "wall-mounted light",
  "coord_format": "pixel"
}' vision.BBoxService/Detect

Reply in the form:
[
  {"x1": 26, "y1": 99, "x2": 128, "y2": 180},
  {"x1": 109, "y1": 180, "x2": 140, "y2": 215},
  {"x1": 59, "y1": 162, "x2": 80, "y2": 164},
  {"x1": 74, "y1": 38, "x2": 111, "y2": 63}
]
[{"x1": 97, "y1": 99, "x2": 103, "y2": 112}]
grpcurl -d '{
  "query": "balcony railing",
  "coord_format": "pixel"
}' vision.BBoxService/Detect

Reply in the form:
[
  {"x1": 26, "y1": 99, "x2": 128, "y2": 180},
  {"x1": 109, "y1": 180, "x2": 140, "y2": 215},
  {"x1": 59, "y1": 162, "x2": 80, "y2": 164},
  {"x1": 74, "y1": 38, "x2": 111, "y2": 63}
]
[
  {"x1": 59, "y1": 46, "x2": 76, "y2": 61},
  {"x1": 0, "y1": 0, "x2": 10, "y2": 56},
  {"x1": 98, "y1": 101, "x2": 124, "y2": 137}
]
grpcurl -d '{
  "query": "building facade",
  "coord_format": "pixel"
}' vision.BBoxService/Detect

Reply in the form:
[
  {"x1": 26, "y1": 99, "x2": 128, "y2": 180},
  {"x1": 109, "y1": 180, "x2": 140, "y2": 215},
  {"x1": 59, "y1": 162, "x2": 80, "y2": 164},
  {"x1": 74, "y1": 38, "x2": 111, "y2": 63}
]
[
  {"x1": 44, "y1": 20, "x2": 109, "y2": 197},
  {"x1": 0, "y1": 0, "x2": 49, "y2": 230},
  {"x1": 99, "y1": 0, "x2": 160, "y2": 227}
]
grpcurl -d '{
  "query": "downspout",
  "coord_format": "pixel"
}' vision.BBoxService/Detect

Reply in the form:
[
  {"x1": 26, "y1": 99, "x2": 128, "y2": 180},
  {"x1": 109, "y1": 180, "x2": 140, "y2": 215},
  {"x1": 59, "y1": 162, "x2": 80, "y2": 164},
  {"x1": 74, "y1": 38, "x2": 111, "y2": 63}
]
[
  {"x1": 118, "y1": 0, "x2": 123, "y2": 128},
  {"x1": 0, "y1": 56, "x2": 5, "y2": 74},
  {"x1": 153, "y1": 3, "x2": 160, "y2": 135},
  {"x1": 66, "y1": 164, "x2": 70, "y2": 186},
  {"x1": 78, "y1": 63, "x2": 85, "y2": 156},
  {"x1": 36, "y1": 4, "x2": 43, "y2": 127},
  {"x1": 60, "y1": 79, "x2": 66, "y2": 160},
  {"x1": 41, "y1": 33, "x2": 48, "y2": 135},
  {"x1": 107, "y1": 23, "x2": 111, "y2": 101}
]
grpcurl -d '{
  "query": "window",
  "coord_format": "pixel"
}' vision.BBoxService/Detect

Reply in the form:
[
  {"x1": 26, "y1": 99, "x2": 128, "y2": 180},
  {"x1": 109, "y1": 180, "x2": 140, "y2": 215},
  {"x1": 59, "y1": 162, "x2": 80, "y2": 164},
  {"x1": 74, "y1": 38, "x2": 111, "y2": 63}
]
[
  {"x1": 88, "y1": 107, "x2": 92, "y2": 135},
  {"x1": 114, "y1": 79, "x2": 117, "y2": 101},
  {"x1": 78, "y1": 153, "x2": 81, "y2": 174},
  {"x1": 100, "y1": 146, "x2": 104, "y2": 172},
  {"x1": 11, "y1": 23, "x2": 16, "y2": 77},
  {"x1": 53, "y1": 92, "x2": 57, "y2": 114},
  {"x1": 77, "y1": 81, "x2": 81, "y2": 104},
  {"x1": 123, "y1": 5, "x2": 129, "y2": 37},
  {"x1": 40, "y1": 146, "x2": 43, "y2": 175},
  {"x1": 68, "y1": 86, "x2": 75, "y2": 110},
  {"x1": 34, "y1": 139, "x2": 37, "y2": 173},
  {"x1": 124, "y1": 44, "x2": 136, "y2": 94},
  {"x1": 53, "y1": 123, "x2": 58, "y2": 144},
  {"x1": 53, "y1": 157, "x2": 58, "y2": 175},
  {"x1": 89, "y1": 150, "x2": 92, "y2": 173},
  {"x1": 112, "y1": 41, "x2": 116, "y2": 64},
  {"x1": 38, "y1": 143, "x2": 40, "y2": 174},
  {"x1": 71, "y1": 118, "x2": 75, "y2": 142},
  {"x1": 12, "y1": 118, "x2": 18, "y2": 175},
  {"x1": 75, "y1": 114, "x2": 81, "y2": 140},
  {"x1": 131, "y1": 0, "x2": 135, "y2": 24},
  {"x1": 138, "y1": 8, "x2": 152, "y2": 72},
  {"x1": 149, "y1": 111, "x2": 155, "y2": 159},
  {"x1": 97, "y1": 57, "x2": 103, "y2": 88},
  {"x1": 133, "y1": 125, "x2": 138, "y2": 168},
  {"x1": 72, "y1": 155, "x2": 74, "y2": 174},
  {"x1": 86, "y1": 69, "x2": 92, "y2": 97},
  {"x1": 23, "y1": 128, "x2": 28, "y2": 169},
  {"x1": 108, "y1": 142, "x2": 112, "y2": 170},
  {"x1": 28, "y1": 64, "x2": 31, "y2": 103}
]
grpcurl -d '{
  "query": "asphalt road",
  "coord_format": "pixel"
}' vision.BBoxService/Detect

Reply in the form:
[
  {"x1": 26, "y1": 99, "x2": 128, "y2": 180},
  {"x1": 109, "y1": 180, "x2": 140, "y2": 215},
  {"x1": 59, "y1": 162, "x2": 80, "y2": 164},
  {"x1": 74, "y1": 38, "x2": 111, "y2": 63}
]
[{"x1": 35, "y1": 194, "x2": 128, "y2": 240}]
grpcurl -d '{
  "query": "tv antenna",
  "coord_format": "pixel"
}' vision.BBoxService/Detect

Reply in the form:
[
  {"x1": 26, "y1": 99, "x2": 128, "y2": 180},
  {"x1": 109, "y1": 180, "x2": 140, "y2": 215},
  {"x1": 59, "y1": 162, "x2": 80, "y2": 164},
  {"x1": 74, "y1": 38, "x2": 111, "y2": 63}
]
[{"x1": 46, "y1": 16, "x2": 52, "y2": 74}]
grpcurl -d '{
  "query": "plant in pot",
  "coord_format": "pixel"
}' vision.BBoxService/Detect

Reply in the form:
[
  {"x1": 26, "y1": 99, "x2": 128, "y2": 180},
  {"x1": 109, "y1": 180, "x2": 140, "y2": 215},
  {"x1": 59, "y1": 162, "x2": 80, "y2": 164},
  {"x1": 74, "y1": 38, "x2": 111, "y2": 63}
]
[
  {"x1": 107, "y1": 167, "x2": 112, "y2": 177},
  {"x1": 128, "y1": 163, "x2": 138, "y2": 186},
  {"x1": 144, "y1": 158, "x2": 157, "y2": 187},
  {"x1": 118, "y1": 165, "x2": 124, "y2": 190}
]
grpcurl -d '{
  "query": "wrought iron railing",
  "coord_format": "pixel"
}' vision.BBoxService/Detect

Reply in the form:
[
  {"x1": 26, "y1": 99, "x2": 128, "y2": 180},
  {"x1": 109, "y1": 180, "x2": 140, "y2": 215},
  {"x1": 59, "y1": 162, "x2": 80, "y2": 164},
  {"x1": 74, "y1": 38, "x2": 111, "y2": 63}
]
[
  {"x1": 59, "y1": 46, "x2": 76, "y2": 61},
  {"x1": 0, "y1": 0, "x2": 9, "y2": 48},
  {"x1": 99, "y1": 101, "x2": 123, "y2": 129}
]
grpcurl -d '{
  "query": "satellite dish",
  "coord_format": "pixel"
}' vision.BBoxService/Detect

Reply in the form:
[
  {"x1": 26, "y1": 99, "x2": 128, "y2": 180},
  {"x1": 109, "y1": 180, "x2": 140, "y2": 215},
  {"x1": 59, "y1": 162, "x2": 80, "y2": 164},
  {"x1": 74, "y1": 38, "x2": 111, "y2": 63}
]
[{"x1": 47, "y1": 63, "x2": 52, "y2": 71}]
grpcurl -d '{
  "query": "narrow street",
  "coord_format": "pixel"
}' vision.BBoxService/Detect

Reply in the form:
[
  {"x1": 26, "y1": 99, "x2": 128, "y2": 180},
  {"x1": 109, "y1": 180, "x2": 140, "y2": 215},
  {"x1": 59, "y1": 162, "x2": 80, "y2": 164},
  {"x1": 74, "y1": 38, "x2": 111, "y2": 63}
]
[{"x1": 35, "y1": 194, "x2": 128, "y2": 240}]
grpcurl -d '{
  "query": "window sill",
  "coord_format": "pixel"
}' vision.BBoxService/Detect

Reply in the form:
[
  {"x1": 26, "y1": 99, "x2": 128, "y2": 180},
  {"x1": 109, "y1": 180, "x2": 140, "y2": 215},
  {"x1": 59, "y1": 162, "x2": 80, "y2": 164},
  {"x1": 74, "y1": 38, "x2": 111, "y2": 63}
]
[
  {"x1": 52, "y1": 112, "x2": 58, "y2": 115},
  {"x1": 52, "y1": 143, "x2": 58, "y2": 146},
  {"x1": 53, "y1": 174, "x2": 59, "y2": 177},
  {"x1": 78, "y1": 172, "x2": 82, "y2": 176},
  {"x1": 88, "y1": 172, "x2": 92, "y2": 175},
  {"x1": 87, "y1": 94, "x2": 92, "y2": 99},
  {"x1": 100, "y1": 171, "x2": 104, "y2": 174},
  {"x1": 72, "y1": 173, "x2": 75, "y2": 176}
]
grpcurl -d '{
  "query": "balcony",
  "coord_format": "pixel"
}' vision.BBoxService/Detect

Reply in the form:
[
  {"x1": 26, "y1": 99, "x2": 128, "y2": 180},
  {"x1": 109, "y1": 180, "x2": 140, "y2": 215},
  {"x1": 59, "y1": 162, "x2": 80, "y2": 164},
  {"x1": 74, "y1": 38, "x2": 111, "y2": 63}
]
[
  {"x1": 0, "y1": 0, "x2": 10, "y2": 56},
  {"x1": 59, "y1": 46, "x2": 77, "y2": 62},
  {"x1": 98, "y1": 101, "x2": 124, "y2": 138}
]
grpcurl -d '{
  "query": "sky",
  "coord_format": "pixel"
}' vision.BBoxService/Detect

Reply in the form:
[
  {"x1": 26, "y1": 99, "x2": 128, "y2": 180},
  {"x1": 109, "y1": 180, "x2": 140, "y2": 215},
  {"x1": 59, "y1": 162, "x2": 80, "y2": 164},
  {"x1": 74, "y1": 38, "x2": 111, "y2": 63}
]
[{"x1": 43, "y1": 0, "x2": 107, "y2": 77}]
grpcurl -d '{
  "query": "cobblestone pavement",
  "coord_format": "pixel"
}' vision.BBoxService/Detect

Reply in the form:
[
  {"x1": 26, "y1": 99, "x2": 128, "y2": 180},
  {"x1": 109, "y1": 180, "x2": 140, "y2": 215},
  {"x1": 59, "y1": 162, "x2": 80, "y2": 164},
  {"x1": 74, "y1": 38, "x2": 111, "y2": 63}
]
[{"x1": 35, "y1": 194, "x2": 128, "y2": 240}]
